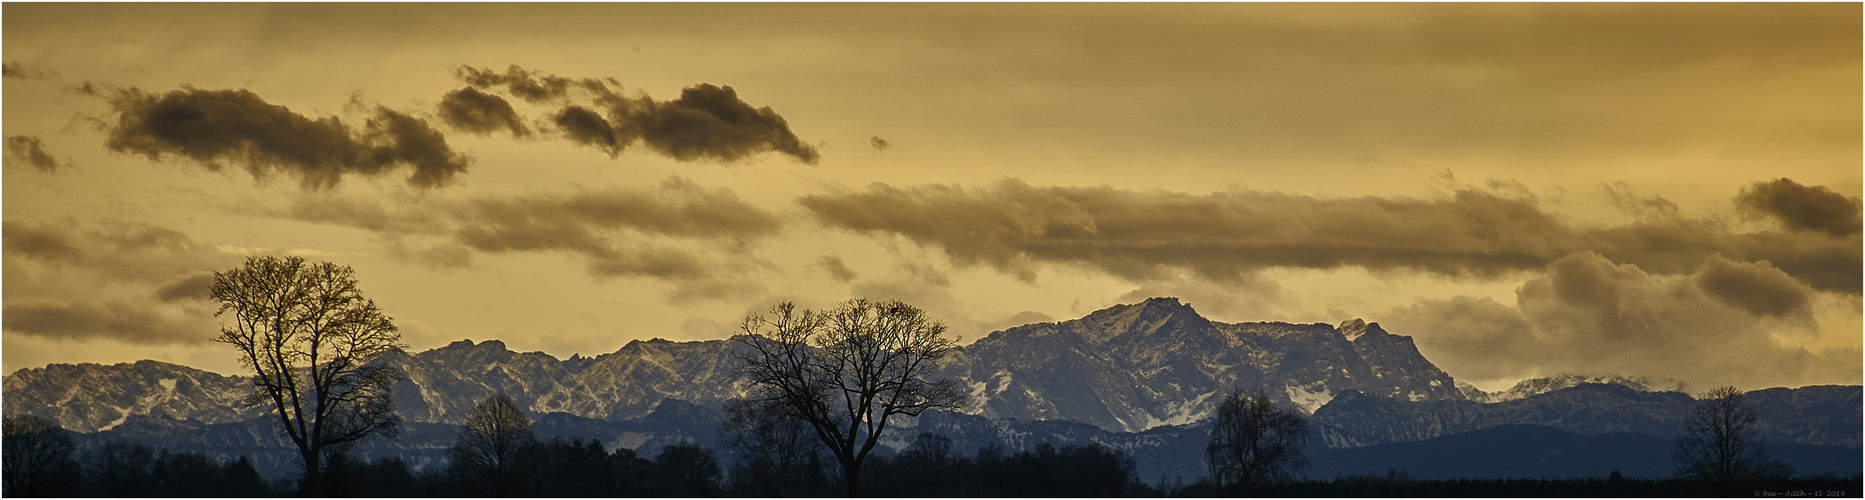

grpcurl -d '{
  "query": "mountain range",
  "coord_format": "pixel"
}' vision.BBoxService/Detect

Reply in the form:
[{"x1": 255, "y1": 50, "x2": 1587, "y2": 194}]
[{"x1": 4, "y1": 297, "x2": 1858, "y2": 481}]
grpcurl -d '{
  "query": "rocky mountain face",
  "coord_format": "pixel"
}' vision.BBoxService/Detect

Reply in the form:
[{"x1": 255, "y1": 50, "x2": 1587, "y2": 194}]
[
  {"x1": 6, "y1": 298, "x2": 1461, "y2": 435},
  {"x1": 935, "y1": 298, "x2": 1466, "y2": 432},
  {"x1": 382, "y1": 338, "x2": 745, "y2": 425},
  {"x1": 1, "y1": 360, "x2": 259, "y2": 433}
]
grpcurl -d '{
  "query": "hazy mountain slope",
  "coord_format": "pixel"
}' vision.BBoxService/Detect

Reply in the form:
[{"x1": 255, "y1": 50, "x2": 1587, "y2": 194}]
[{"x1": 1311, "y1": 383, "x2": 1863, "y2": 449}]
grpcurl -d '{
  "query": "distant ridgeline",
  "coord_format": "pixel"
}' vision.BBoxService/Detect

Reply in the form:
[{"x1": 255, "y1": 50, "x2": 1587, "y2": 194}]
[{"x1": 5, "y1": 298, "x2": 1860, "y2": 482}]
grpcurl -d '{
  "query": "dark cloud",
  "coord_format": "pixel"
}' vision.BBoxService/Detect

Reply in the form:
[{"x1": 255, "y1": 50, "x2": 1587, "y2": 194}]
[
  {"x1": 632, "y1": 84, "x2": 820, "y2": 163},
  {"x1": 451, "y1": 65, "x2": 819, "y2": 164},
  {"x1": 1736, "y1": 178, "x2": 1862, "y2": 238},
  {"x1": 5, "y1": 135, "x2": 62, "y2": 172},
  {"x1": 437, "y1": 87, "x2": 529, "y2": 137},
  {"x1": 1693, "y1": 255, "x2": 1813, "y2": 320},
  {"x1": 104, "y1": 87, "x2": 470, "y2": 190},
  {"x1": 3, "y1": 299, "x2": 212, "y2": 345},
  {"x1": 798, "y1": 178, "x2": 1861, "y2": 292},
  {"x1": 817, "y1": 255, "x2": 859, "y2": 282},
  {"x1": 276, "y1": 178, "x2": 780, "y2": 280},
  {"x1": 454, "y1": 64, "x2": 609, "y2": 103},
  {"x1": 1385, "y1": 252, "x2": 1855, "y2": 389},
  {"x1": 154, "y1": 273, "x2": 215, "y2": 302},
  {"x1": 870, "y1": 136, "x2": 890, "y2": 150},
  {"x1": 553, "y1": 106, "x2": 628, "y2": 157}
]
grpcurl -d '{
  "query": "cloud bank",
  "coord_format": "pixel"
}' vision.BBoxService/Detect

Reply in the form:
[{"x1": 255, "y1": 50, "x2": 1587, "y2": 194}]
[
  {"x1": 2, "y1": 221, "x2": 241, "y2": 345},
  {"x1": 276, "y1": 178, "x2": 781, "y2": 281},
  {"x1": 104, "y1": 87, "x2": 470, "y2": 189},
  {"x1": 799, "y1": 178, "x2": 1860, "y2": 291},
  {"x1": 1737, "y1": 178, "x2": 1862, "y2": 238},
  {"x1": 1384, "y1": 253, "x2": 1857, "y2": 390}
]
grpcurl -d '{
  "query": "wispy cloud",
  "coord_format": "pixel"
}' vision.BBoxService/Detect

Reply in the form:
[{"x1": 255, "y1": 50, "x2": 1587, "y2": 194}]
[
  {"x1": 5, "y1": 135, "x2": 63, "y2": 172},
  {"x1": 274, "y1": 178, "x2": 782, "y2": 280}
]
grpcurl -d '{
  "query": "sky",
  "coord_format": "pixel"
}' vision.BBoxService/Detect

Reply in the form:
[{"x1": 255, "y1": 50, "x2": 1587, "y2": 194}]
[{"x1": 3, "y1": 3, "x2": 1859, "y2": 393}]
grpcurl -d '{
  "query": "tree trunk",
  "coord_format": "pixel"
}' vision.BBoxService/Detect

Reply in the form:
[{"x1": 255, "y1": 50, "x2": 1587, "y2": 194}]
[
  {"x1": 298, "y1": 450, "x2": 322, "y2": 497},
  {"x1": 843, "y1": 464, "x2": 860, "y2": 497}
]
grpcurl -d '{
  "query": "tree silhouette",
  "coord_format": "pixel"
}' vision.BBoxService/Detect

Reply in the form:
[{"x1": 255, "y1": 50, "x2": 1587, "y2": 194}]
[
  {"x1": 448, "y1": 393, "x2": 542, "y2": 496},
  {"x1": 1675, "y1": 386, "x2": 1770, "y2": 487},
  {"x1": 652, "y1": 443, "x2": 723, "y2": 497},
  {"x1": 211, "y1": 256, "x2": 405, "y2": 495},
  {"x1": 720, "y1": 396, "x2": 828, "y2": 496},
  {"x1": 736, "y1": 299, "x2": 967, "y2": 496},
  {"x1": 1205, "y1": 388, "x2": 1309, "y2": 494},
  {"x1": 82, "y1": 441, "x2": 158, "y2": 497},
  {"x1": 1, "y1": 414, "x2": 81, "y2": 497}
]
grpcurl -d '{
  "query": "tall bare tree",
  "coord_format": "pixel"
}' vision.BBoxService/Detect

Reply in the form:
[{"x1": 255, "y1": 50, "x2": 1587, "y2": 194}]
[
  {"x1": 212, "y1": 256, "x2": 405, "y2": 495},
  {"x1": 448, "y1": 393, "x2": 541, "y2": 497},
  {"x1": 736, "y1": 299, "x2": 966, "y2": 496},
  {"x1": 1675, "y1": 386, "x2": 1770, "y2": 485},
  {"x1": 1205, "y1": 388, "x2": 1309, "y2": 493}
]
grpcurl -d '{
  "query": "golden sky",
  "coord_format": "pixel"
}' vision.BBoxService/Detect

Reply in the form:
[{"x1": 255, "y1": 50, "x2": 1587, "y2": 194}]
[{"x1": 4, "y1": 3, "x2": 1859, "y2": 392}]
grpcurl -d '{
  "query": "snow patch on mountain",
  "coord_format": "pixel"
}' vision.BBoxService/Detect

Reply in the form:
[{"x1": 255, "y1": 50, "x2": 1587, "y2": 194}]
[{"x1": 1287, "y1": 383, "x2": 1334, "y2": 414}]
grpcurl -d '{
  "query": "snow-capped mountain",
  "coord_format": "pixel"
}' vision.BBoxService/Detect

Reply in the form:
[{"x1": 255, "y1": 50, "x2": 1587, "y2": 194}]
[
  {"x1": 1, "y1": 360, "x2": 259, "y2": 433},
  {"x1": 933, "y1": 298, "x2": 1465, "y2": 432},
  {"x1": 1463, "y1": 374, "x2": 1688, "y2": 404},
  {"x1": 4, "y1": 298, "x2": 1461, "y2": 435}
]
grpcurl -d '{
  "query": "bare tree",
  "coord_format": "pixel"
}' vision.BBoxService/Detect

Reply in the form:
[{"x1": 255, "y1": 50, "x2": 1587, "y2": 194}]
[
  {"x1": 448, "y1": 393, "x2": 541, "y2": 497},
  {"x1": 1205, "y1": 388, "x2": 1309, "y2": 493},
  {"x1": 2, "y1": 414, "x2": 81, "y2": 496},
  {"x1": 720, "y1": 396, "x2": 827, "y2": 496},
  {"x1": 211, "y1": 256, "x2": 405, "y2": 495},
  {"x1": 736, "y1": 299, "x2": 967, "y2": 496},
  {"x1": 1675, "y1": 386, "x2": 1770, "y2": 485}
]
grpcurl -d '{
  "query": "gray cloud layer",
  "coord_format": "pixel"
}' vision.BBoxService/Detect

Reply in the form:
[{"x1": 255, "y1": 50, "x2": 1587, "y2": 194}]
[
  {"x1": 1737, "y1": 178, "x2": 1862, "y2": 238},
  {"x1": 277, "y1": 178, "x2": 781, "y2": 280},
  {"x1": 799, "y1": 178, "x2": 1861, "y2": 291},
  {"x1": 3, "y1": 299, "x2": 210, "y2": 345},
  {"x1": 2, "y1": 221, "x2": 240, "y2": 345},
  {"x1": 103, "y1": 87, "x2": 471, "y2": 189},
  {"x1": 453, "y1": 65, "x2": 820, "y2": 164},
  {"x1": 5, "y1": 135, "x2": 61, "y2": 172},
  {"x1": 1385, "y1": 253, "x2": 1855, "y2": 389}
]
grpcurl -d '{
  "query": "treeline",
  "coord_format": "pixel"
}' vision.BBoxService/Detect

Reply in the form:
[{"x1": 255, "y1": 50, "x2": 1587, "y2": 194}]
[
  {"x1": 3, "y1": 416, "x2": 274, "y2": 497},
  {"x1": 1168, "y1": 473, "x2": 1864, "y2": 497}
]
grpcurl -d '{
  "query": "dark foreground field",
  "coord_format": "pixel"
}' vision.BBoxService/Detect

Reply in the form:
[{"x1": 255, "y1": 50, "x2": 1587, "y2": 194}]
[{"x1": 1170, "y1": 476, "x2": 1864, "y2": 498}]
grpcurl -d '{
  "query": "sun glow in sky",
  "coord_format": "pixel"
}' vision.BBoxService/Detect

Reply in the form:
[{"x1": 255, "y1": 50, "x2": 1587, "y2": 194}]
[{"x1": 3, "y1": 3, "x2": 1859, "y2": 392}]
